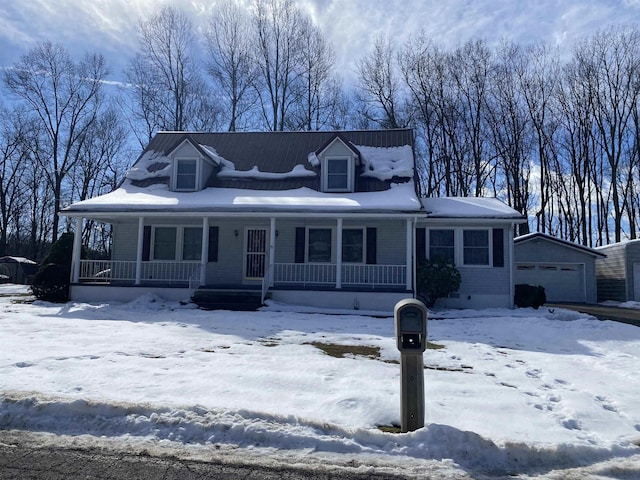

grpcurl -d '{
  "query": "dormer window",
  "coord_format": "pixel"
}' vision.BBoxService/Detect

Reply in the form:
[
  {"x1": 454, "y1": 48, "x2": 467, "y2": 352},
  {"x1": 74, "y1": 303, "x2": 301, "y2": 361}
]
[
  {"x1": 323, "y1": 157, "x2": 353, "y2": 192},
  {"x1": 174, "y1": 158, "x2": 198, "y2": 191}
]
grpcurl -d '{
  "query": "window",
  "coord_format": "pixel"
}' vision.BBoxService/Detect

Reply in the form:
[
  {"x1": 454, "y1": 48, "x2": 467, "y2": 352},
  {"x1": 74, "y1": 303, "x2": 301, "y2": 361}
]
[
  {"x1": 324, "y1": 157, "x2": 351, "y2": 192},
  {"x1": 175, "y1": 159, "x2": 198, "y2": 191},
  {"x1": 153, "y1": 227, "x2": 177, "y2": 260},
  {"x1": 182, "y1": 227, "x2": 202, "y2": 261},
  {"x1": 429, "y1": 229, "x2": 454, "y2": 264},
  {"x1": 342, "y1": 229, "x2": 364, "y2": 263},
  {"x1": 463, "y1": 230, "x2": 489, "y2": 265},
  {"x1": 308, "y1": 228, "x2": 331, "y2": 262},
  {"x1": 152, "y1": 226, "x2": 203, "y2": 261}
]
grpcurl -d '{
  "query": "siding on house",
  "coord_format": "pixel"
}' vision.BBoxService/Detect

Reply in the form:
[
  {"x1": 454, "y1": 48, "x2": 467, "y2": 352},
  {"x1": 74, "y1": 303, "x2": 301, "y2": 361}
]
[
  {"x1": 110, "y1": 216, "x2": 409, "y2": 287},
  {"x1": 415, "y1": 223, "x2": 514, "y2": 307},
  {"x1": 596, "y1": 241, "x2": 640, "y2": 302}
]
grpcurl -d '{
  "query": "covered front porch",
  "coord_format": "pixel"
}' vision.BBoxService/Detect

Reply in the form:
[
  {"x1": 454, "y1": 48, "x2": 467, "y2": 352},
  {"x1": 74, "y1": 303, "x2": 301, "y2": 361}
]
[{"x1": 69, "y1": 214, "x2": 416, "y2": 309}]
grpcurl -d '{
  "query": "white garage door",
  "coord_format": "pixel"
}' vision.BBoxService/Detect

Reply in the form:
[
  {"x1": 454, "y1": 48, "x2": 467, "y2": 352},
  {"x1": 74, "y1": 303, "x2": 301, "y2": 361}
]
[{"x1": 515, "y1": 263, "x2": 585, "y2": 303}]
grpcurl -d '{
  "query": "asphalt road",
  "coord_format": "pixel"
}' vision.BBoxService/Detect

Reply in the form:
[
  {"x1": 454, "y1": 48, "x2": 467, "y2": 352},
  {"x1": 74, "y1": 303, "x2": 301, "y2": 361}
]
[
  {"x1": 0, "y1": 430, "x2": 412, "y2": 480},
  {"x1": 546, "y1": 303, "x2": 640, "y2": 327}
]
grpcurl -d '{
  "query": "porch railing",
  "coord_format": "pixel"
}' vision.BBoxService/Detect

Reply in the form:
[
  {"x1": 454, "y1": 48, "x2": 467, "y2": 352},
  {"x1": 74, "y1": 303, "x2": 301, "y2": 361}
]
[
  {"x1": 79, "y1": 260, "x2": 406, "y2": 288},
  {"x1": 273, "y1": 263, "x2": 406, "y2": 287},
  {"x1": 78, "y1": 260, "x2": 200, "y2": 283},
  {"x1": 342, "y1": 264, "x2": 406, "y2": 286},
  {"x1": 273, "y1": 263, "x2": 337, "y2": 285}
]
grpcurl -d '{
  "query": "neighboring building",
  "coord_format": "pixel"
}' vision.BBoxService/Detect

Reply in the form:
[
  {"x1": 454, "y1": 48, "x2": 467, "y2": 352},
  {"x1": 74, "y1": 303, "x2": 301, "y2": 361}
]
[
  {"x1": 418, "y1": 197, "x2": 525, "y2": 309},
  {"x1": 0, "y1": 256, "x2": 38, "y2": 284},
  {"x1": 62, "y1": 129, "x2": 525, "y2": 312},
  {"x1": 514, "y1": 233, "x2": 605, "y2": 304},
  {"x1": 595, "y1": 240, "x2": 640, "y2": 302}
]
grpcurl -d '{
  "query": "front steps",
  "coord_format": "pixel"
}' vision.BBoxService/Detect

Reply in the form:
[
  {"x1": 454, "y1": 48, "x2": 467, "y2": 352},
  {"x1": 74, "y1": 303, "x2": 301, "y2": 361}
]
[{"x1": 191, "y1": 288, "x2": 263, "y2": 311}]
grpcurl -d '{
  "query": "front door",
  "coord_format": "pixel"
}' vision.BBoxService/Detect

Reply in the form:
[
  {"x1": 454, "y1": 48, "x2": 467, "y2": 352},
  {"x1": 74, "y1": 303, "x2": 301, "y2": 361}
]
[{"x1": 245, "y1": 228, "x2": 267, "y2": 279}]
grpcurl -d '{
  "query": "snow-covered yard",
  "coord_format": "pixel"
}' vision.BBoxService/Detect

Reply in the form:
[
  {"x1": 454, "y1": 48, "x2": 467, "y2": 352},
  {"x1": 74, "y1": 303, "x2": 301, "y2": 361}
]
[{"x1": 1, "y1": 284, "x2": 639, "y2": 479}]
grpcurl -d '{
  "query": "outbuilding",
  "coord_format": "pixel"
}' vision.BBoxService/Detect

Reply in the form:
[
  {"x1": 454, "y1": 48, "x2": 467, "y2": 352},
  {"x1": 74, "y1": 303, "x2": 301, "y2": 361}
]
[
  {"x1": 0, "y1": 256, "x2": 39, "y2": 284},
  {"x1": 514, "y1": 233, "x2": 604, "y2": 304}
]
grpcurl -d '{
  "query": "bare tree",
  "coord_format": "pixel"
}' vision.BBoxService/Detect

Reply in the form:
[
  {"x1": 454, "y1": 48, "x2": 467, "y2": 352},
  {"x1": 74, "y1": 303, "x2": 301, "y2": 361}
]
[
  {"x1": 253, "y1": 0, "x2": 305, "y2": 131},
  {"x1": 399, "y1": 35, "x2": 451, "y2": 196},
  {"x1": 125, "y1": 6, "x2": 220, "y2": 144},
  {"x1": 3, "y1": 41, "x2": 107, "y2": 242},
  {"x1": 516, "y1": 44, "x2": 561, "y2": 237},
  {"x1": 450, "y1": 40, "x2": 495, "y2": 197},
  {"x1": 289, "y1": 18, "x2": 342, "y2": 131},
  {"x1": 487, "y1": 42, "x2": 533, "y2": 234},
  {"x1": 0, "y1": 107, "x2": 33, "y2": 255},
  {"x1": 205, "y1": 1, "x2": 258, "y2": 131},
  {"x1": 577, "y1": 27, "x2": 640, "y2": 243},
  {"x1": 356, "y1": 36, "x2": 409, "y2": 129}
]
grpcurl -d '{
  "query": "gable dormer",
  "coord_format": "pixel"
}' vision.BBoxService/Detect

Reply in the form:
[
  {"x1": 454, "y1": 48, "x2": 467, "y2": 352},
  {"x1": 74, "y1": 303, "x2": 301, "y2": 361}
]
[
  {"x1": 314, "y1": 134, "x2": 361, "y2": 193},
  {"x1": 166, "y1": 136, "x2": 217, "y2": 192}
]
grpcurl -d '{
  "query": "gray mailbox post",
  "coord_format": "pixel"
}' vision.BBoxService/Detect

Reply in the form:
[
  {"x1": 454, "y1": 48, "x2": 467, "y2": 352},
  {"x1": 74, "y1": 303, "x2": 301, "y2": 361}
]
[{"x1": 394, "y1": 298, "x2": 428, "y2": 433}]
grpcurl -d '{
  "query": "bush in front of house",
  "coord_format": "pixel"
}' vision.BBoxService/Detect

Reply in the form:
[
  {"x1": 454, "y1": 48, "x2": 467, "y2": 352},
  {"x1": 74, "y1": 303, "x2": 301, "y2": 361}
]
[
  {"x1": 30, "y1": 263, "x2": 71, "y2": 302},
  {"x1": 416, "y1": 258, "x2": 462, "y2": 308},
  {"x1": 31, "y1": 232, "x2": 75, "y2": 302},
  {"x1": 514, "y1": 284, "x2": 546, "y2": 309}
]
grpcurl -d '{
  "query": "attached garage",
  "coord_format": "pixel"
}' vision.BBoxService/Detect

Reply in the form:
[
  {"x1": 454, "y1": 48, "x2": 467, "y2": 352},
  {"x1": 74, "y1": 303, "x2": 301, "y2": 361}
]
[{"x1": 514, "y1": 233, "x2": 604, "y2": 304}]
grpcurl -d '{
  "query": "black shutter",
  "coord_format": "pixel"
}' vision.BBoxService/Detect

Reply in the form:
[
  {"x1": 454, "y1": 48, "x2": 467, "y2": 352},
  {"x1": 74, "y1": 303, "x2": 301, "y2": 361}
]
[
  {"x1": 416, "y1": 228, "x2": 426, "y2": 263},
  {"x1": 493, "y1": 228, "x2": 504, "y2": 267},
  {"x1": 295, "y1": 227, "x2": 305, "y2": 263},
  {"x1": 142, "y1": 226, "x2": 151, "y2": 261},
  {"x1": 366, "y1": 228, "x2": 377, "y2": 264},
  {"x1": 208, "y1": 226, "x2": 219, "y2": 262}
]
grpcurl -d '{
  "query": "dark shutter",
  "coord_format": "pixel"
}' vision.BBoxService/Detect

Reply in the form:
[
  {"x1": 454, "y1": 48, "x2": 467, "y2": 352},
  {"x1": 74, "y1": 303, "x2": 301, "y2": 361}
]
[
  {"x1": 142, "y1": 226, "x2": 151, "y2": 261},
  {"x1": 416, "y1": 228, "x2": 426, "y2": 263},
  {"x1": 366, "y1": 228, "x2": 377, "y2": 265},
  {"x1": 208, "y1": 226, "x2": 219, "y2": 262},
  {"x1": 493, "y1": 228, "x2": 504, "y2": 267},
  {"x1": 295, "y1": 227, "x2": 305, "y2": 263}
]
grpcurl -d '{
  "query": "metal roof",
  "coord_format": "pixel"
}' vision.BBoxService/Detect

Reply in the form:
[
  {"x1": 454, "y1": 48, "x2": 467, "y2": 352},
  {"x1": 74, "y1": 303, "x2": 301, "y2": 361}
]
[{"x1": 141, "y1": 130, "x2": 415, "y2": 192}]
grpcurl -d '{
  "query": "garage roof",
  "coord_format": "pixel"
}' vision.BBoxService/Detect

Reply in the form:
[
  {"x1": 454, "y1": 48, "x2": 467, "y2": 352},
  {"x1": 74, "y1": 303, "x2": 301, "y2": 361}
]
[{"x1": 515, "y1": 232, "x2": 606, "y2": 258}]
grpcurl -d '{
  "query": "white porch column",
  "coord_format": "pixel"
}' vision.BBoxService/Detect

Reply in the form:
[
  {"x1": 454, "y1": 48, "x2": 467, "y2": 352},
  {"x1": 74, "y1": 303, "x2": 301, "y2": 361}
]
[
  {"x1": 269, "y1": 218, "x2": 276, "y2": 286},
  {"x1": 336, "y1": 218, "x2": 342, "y2": 289},
  {"x1": 200, "y1": 217, "x2": 209, "y2": 286},
  {"x1": 135, "y1": 217, "x2": 145, "y2": 285},
  {"x1": 71, "y1": 217, "x2": 83, "y2": 283},
  {"x1": 406, "y1": 218, "x2": 413, "y2": 290},
  {"x1": 509, "y1": 223, "x2": 515, "y2": 309}
]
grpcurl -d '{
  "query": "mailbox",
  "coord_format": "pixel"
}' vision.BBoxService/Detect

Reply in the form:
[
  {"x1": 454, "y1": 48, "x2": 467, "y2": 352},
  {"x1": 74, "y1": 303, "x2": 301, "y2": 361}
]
[
  {"x1": 394, "y1": 298, "x2": 428, "y2": 432},
  {"x1": 394, "y1": 298, "x2": 428, "y2": 353}
]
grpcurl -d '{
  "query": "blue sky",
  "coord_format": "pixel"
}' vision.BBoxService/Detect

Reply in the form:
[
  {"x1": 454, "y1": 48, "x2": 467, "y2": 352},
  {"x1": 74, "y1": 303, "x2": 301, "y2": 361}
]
[{"x1": 1, "y1": 0, "x2": 638, "y2": 84}]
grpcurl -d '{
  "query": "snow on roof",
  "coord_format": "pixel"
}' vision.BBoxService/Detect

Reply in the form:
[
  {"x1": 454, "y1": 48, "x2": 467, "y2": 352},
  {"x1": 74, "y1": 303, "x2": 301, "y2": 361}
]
[
  {"x1": 198, "y1": 144, "x2": 234, "y2": 169},
  {"x1": 0, "y1": 256, "x2": 37, "y2": 264},
  {"x1": 357, "y1": 145, "x2": 413, "y2": 181},
  {"x1": 125, "y1": 151, "x2": 171, "y2": 181},
  {"x1": 421, "y1": 197, "x2": 525, "y2": 219},
  {"x1": 63, "y1": 182, "x2": 422, "y2": 214},
  {"x1": 217, "y1": 164, "x2": 316, "y2": 180},
  {"x1": 307, "y1": 152, "x2": 320, "y2": 167}
]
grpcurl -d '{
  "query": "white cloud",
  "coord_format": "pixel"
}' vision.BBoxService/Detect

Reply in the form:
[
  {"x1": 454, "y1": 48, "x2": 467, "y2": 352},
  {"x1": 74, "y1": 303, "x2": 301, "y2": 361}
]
[{"x1": 0, "y1": 0, "x2": 638, "y2": 85}]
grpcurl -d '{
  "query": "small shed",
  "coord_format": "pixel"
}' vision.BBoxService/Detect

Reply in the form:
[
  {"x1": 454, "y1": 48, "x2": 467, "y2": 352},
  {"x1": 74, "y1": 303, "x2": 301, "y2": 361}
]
[
  {"x1": 514, "y1": 233, "x2": 605, "y2": 304},
  {"x1": 0, "y1": 256, "x2": 39, "y2": 284},
  {"x1": 595, "y1": 240, "x2": 640, "y2": 302}
]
